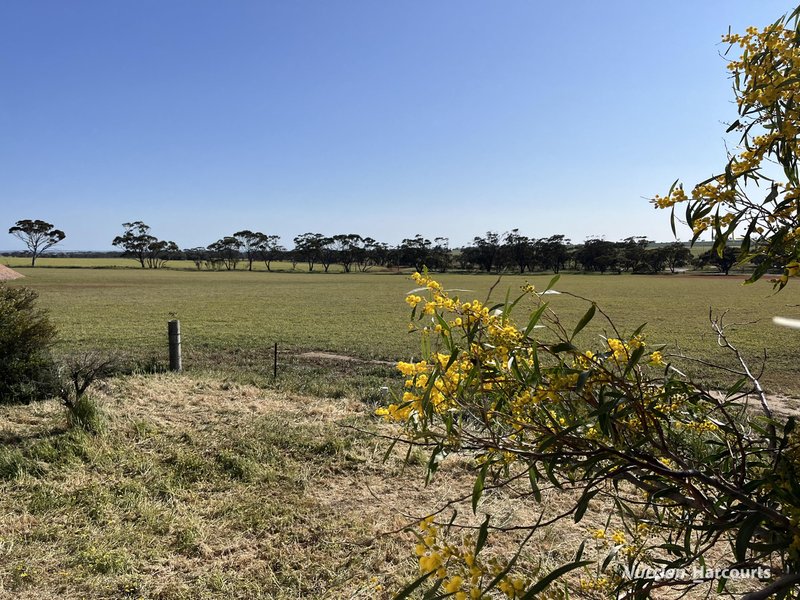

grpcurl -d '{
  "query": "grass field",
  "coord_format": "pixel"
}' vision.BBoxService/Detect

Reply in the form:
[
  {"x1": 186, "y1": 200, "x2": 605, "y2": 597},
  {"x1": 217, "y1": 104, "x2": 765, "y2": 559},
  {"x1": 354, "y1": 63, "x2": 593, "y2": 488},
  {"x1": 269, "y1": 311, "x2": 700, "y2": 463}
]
[
  {"x1": 1, "y1": 256, "x2": 354, "y2": 273},
  {"x1": 5, "y1": 261, "x2": 800, "y2": 396},
  {"x1": 1, "y1": 263, "x2": 791, "y2": 598}
]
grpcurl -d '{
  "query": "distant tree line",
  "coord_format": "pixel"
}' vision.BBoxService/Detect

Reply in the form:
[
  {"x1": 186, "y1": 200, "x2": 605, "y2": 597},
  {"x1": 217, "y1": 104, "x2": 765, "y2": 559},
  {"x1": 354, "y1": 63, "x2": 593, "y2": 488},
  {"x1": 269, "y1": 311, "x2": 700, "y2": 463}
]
[
  {"x1": 4, "y1": 218, "x2": 750, "y2": 276},
  {"x1": 103, "y1": 221, "x2": 740, "y2": 275}
]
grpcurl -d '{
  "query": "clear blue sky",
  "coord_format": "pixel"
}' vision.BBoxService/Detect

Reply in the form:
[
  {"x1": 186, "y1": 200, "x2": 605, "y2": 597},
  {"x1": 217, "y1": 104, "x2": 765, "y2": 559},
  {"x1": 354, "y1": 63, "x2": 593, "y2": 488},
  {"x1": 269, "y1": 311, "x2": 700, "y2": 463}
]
[{"x1": 1, "y1": 1, "x2": 794, "y2": 251}]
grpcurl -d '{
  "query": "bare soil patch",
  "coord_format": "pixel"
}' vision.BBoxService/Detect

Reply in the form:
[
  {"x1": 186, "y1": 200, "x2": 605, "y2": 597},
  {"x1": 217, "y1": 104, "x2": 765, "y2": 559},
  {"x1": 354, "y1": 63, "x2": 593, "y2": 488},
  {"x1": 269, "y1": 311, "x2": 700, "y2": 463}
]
[{"x1": 0, "y1": 264, "x2": 24, "y2": 281}]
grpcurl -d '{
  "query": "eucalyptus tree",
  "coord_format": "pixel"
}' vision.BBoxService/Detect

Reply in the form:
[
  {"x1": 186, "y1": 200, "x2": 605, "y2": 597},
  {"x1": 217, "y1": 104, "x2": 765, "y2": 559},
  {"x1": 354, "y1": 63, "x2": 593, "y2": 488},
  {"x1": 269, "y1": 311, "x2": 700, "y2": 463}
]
[{"x1": 8, "y1": 219, "x2": 66, "y2": 266}]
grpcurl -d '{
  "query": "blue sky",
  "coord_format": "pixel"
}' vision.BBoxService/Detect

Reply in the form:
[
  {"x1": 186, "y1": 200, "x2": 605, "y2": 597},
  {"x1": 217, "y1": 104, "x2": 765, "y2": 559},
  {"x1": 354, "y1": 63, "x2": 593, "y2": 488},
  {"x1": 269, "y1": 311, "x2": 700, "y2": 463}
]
[{"x1": 1, "y1": 1, "x2": 794, "y2": 251}]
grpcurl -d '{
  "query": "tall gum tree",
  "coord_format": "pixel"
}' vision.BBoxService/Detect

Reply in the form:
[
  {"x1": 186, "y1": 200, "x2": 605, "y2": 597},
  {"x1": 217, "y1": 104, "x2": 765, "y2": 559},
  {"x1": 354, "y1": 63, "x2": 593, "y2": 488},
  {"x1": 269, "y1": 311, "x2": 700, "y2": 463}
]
[{"x1": 8, "y1": 219, "x2": 66, "y2": 266}]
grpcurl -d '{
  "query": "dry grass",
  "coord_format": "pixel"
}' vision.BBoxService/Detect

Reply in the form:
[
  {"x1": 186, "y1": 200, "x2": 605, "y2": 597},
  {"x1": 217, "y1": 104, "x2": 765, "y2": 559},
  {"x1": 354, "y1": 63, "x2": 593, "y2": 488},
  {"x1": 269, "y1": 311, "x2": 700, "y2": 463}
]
[
  {"x1": 0, "y1": 373, "x2": 766, "y2": 599},
  {"x1": 0, "y1": 373, "x2": 560, "y2": 599}
]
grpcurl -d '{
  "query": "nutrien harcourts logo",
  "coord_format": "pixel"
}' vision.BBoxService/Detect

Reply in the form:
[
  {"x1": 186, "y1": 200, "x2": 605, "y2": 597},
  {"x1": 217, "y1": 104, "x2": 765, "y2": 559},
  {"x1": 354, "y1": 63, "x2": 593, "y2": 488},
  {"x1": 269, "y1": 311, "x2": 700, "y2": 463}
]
[{"x1": 622, "y1": 565, "x2": 771, "y2": 582}]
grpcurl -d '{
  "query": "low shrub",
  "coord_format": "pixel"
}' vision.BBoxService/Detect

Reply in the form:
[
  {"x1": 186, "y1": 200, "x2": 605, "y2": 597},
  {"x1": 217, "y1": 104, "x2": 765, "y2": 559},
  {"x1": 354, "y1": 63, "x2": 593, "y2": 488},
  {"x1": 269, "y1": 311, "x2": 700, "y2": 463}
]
[{"x1": 0, "y1": 285, "x2": 58, "y2": 404}]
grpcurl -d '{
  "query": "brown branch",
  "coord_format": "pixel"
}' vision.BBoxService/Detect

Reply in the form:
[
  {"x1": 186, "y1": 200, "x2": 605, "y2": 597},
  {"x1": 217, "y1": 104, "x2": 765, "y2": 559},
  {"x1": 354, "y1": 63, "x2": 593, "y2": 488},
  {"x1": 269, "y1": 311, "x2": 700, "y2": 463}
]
[
  {"x1": 741, "y1": 571, "x2": 800, "y2": 600},
  {"x1": 710, "y1": 310, "x2": 773, "y2": 422}
]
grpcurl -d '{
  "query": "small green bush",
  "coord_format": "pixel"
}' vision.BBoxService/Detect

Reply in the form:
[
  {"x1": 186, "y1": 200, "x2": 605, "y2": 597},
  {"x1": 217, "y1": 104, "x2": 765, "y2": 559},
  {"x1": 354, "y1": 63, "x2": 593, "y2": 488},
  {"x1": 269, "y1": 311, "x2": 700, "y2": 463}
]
[
  {"x1": 66, "y1": 393, "x2": 105, "y2": 434},
  {"x1": 56, "y1": 351, "x2": 115, "y2": 433},
  {"x1": 0, "y1": 284, "x2": 58, "y2": 403}
]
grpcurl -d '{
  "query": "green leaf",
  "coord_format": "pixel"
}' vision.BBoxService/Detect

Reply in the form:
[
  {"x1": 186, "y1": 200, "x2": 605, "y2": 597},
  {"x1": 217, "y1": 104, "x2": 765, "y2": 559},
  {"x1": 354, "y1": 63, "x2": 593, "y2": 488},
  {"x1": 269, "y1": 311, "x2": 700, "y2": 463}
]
[
  {"x1": 725, "y1": 377, "x2": 748, "y2": 398},
  {"x1": 739, "y1": 216, "x2": 760, "y2": 257},
  {"x1": 575, "y1": 370, "x2": 592, "y2": 393},
  {"x1": 476, "y1": 515, "x2": 490, "y2": 555},
  {"x1": 574, "y1": 489, "x2": 599, "y2": 523},
  {"x1": 528, "y1": 466, "x2": 542, "y2": 502},
  {"x1": 420, "y1": 331, "x2": 431, "y2": 360},
  {"x1": 434, "y1": 312, "x2": 451, "y2": 333},
  {"x1": 443, "y1": 350, "x2": 459, "y2": 374},
  {"x1": 504, "y1": 291, "x2": 526, "y2": 320},
  {"x1": 716, "y1": 576, "x2": 728, "y2": 594},
  {"x1": 667, "y1": 179, "x2": 679, "y2": 196},
  {"x1": 524, "y1": 303, "x2": 549, "y2": 336},
  {"x1": 545, "y1": 274, "x2": 560, "y2": 292},
  {"x1": 472, "y1": 463, "x2": 488, "y2": 514},
  {"x1": 660, "y1": 543, "x2": 685, "y2": 556},
  {"x1": 624, "y1": 345, "x2": 647, "y2": 377},
  {"x1": 550, "y1": 342, "x2": 576, "y2": 354},
  {"x1": 571, "y1": 303, "x2": 596, "y2": 340},
  {"x1": 683, "y1": 522, "x2": 693, "y2": 557},
  {"x1": 394, "y1": 569, "x2": 435, "y2": 600},
  {"x1": 425, "y1": 444, "x2": 444, "y2": 485},
  {"x1": 601, "y1": 547, "x2": 618, "y2": 570},
  {"x1": 421, "y1": 579, "x2": 443, "y2": 599},
  {"x1": 745, "y1": 259, "x2": 773, "y2": 285},
  {"x1": 574, "y1": 540, "x2": 586, "y2": 562},
  {"x1": 508, "y1": 354, "x2": 524, "y2": 382},
  {"x1": 735, "y1": 513, "x2": 761, "y2": 562},
  {"x1": 543, "y1": 456, "x2": 563, "y2": 489},
  {"x1": 501, "y1": 287, "x2": 511, "y2": 322},
  {"x1": 531, "y1": 346, "x2": 541, "y2": 380},
  {"x1": 382, "y1": 437, "x2": 399, "y2": 463},
  {"x1": 520, "y1": 560, "x2": 593, "y2": 599},
  {"x1": 400, "y1": 443, "x2": 414, "y2": 475}
]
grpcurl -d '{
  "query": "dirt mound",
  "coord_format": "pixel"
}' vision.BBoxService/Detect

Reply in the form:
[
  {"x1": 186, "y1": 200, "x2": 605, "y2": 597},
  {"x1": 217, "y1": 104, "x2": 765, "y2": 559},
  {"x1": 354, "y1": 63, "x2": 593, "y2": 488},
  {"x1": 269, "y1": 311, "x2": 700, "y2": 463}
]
[{"x1": 0, "y1": 264, "x2": 24, "y2": 281}]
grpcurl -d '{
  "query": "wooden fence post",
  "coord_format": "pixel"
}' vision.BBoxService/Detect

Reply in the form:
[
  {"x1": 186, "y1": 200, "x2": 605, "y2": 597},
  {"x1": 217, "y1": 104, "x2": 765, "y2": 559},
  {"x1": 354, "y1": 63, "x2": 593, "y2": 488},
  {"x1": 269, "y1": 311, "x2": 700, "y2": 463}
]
[{"x1": 168, "y1": 320, "x2": 182, "y2": 372}]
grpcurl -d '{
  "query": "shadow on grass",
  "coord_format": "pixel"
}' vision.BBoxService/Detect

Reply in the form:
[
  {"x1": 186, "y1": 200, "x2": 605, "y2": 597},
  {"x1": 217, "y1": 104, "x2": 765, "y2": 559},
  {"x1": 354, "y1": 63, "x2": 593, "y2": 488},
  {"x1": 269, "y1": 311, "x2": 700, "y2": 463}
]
[{"x1": 0, "y1": 424, "x2": 70, "y2": 448}]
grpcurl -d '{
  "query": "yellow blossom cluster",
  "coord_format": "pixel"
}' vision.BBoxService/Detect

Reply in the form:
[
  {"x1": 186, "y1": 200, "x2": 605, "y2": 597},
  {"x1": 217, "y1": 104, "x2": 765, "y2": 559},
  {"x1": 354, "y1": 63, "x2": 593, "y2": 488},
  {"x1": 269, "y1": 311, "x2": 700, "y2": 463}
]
[
  {"x1": 414, "y1": 517, "x2": 529, "y2": 599},
  {"x1": 582, "y1": 523, "x2": 652, "y2": 590},
  {"x1": 606, "y1": 336, "x2": 643, "y2": 362},
  {"x1": 405, "y1": 294, "x2": 424, "y2": 308},
  {"x1": 723, "y1": 25, "x2": 800, "y2": 115},
  {"x1": 652, "y1": 21, "x2": 800, "y2": 283},
  {"x1": 376, "y1": 352, "x2": 474, "y2": 422},
  {"x1": 651, "y1": 185, "x2": 687, "y2": 209},
  {"x1": 578, "y1": 575, "x2": 612, "y2": 594},
  {"x1": 679, "y1": 420, "x2": 720, "y2": 433},
  {"x1": 773, "y1": 260, "x2": 800, "y2": 288}
]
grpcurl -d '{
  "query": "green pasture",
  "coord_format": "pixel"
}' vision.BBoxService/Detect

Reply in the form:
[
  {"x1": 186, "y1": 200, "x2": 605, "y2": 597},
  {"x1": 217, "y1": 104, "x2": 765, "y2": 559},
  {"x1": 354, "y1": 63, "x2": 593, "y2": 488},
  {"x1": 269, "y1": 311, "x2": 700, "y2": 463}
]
[
  {"x1": 3, "y1": 256, "x2": 136, "y2": 269},
  {"x1": 5, "y1": 263, "x2": 800, "y2": 396},
  {"x1": 1, "y1": 256, "x2": 353, "y2": 272}
]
